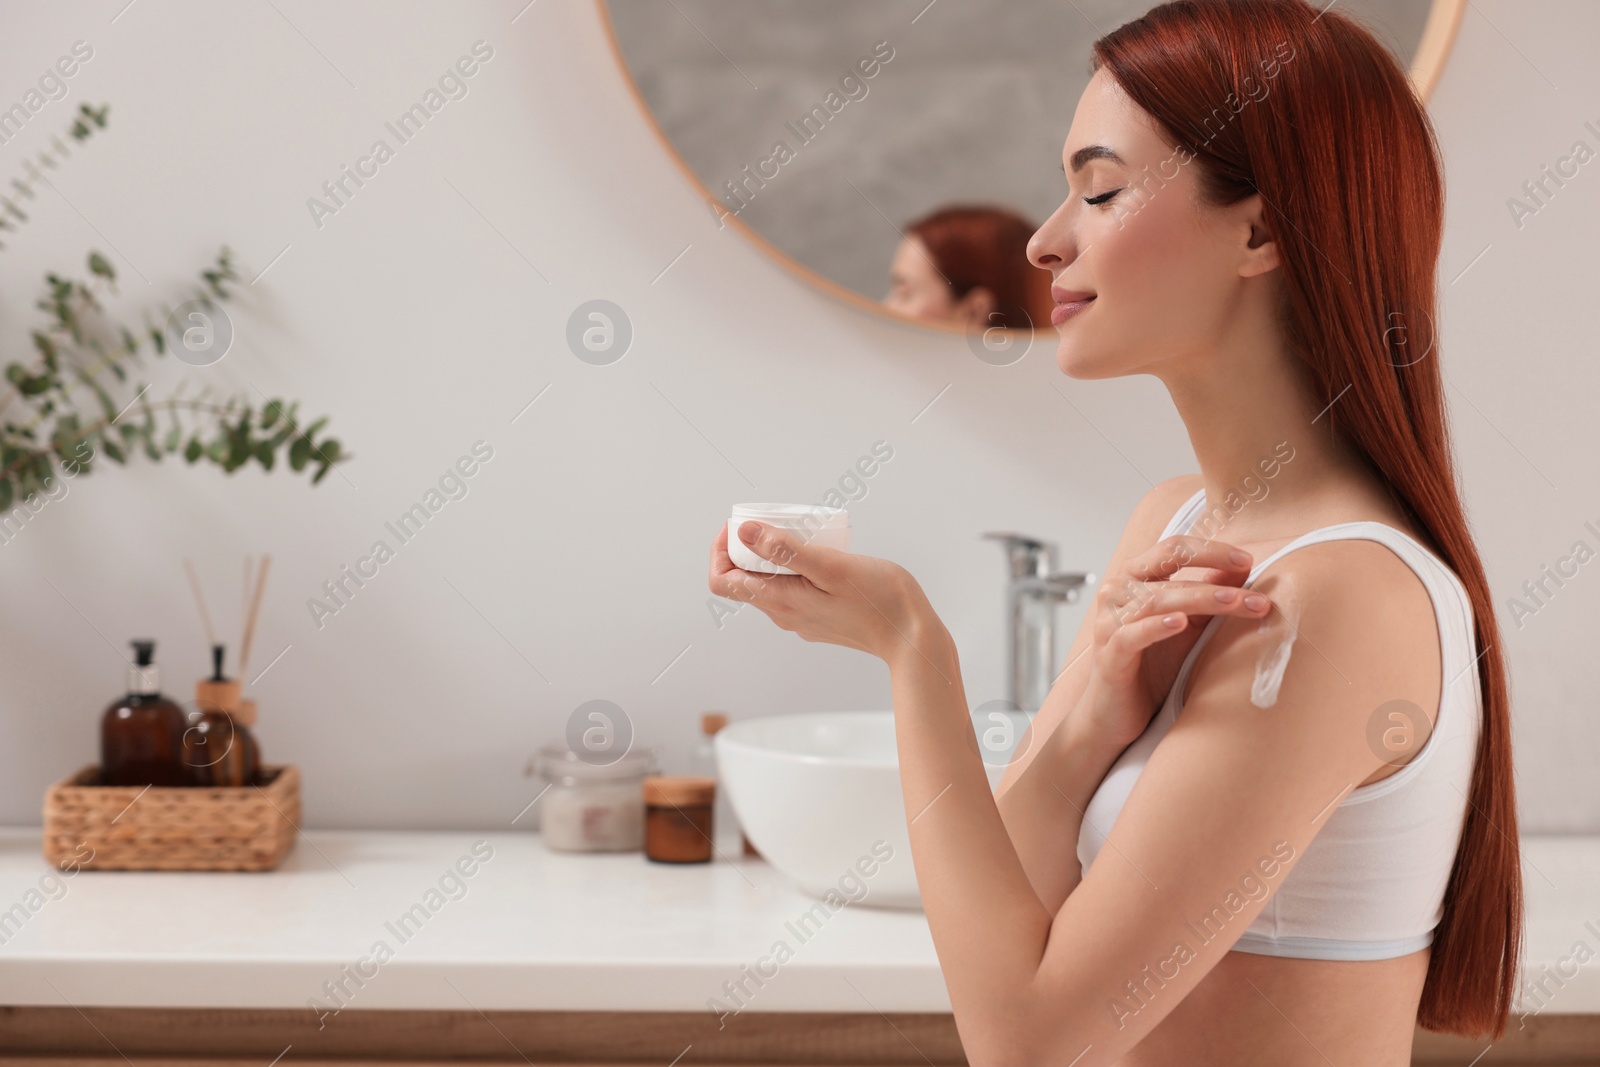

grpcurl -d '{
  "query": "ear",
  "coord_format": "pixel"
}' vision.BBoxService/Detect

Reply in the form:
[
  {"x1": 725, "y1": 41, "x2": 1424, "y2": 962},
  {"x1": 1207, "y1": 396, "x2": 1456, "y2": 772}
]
[
  {"x1": 959, "y1": 285, "x2": 999, "y2": 326},
  {"x1": 1236, "y1": 193, "x2": 1281, "y2": 278}
]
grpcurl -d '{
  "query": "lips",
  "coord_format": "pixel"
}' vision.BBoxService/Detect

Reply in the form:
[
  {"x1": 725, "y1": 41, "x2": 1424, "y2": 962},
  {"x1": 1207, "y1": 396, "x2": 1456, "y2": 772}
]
[
  {"x1": 1051, "y1": 286, "x2": 1096, "y2": 305},
  {"x1": 1049, "y1": 286, "x2": 1095, "y2": 327}
]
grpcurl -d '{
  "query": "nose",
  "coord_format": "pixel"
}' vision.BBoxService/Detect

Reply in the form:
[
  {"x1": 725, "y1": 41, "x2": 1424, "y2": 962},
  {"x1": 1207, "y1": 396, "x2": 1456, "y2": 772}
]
[{"x1": 1027, "y1": 201, "x2": 1072, "y2": 270}]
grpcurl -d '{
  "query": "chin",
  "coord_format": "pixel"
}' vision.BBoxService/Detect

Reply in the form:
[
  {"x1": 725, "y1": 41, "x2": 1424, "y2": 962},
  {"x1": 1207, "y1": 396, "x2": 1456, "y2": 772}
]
[{"x1": 1055, "y1": 339, "x2": 1122, "y2": 380}]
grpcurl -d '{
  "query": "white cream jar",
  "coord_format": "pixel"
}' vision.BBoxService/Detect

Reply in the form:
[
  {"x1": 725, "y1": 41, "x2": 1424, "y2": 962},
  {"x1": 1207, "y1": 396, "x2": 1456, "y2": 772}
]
[{"x1": 727, "y1": 503, "x2": 850, "y2": 575}]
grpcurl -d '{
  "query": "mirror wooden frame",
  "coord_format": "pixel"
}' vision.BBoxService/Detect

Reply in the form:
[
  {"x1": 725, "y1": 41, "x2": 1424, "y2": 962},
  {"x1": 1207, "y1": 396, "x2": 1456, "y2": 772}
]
[{"x1": 597, "y1": 0, "x2": 1468, "y2": 335}]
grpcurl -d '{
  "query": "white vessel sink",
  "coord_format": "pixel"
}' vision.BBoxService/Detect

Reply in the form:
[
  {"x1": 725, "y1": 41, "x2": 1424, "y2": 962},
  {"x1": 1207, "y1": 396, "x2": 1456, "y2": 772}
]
[{"x1": 715, "y1": 710, "x2": 1022, "y2": 909}]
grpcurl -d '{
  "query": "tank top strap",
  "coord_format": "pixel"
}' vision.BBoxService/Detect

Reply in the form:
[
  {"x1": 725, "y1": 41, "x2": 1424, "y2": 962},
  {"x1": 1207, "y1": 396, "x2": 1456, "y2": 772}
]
[
  {"x1": 1160, "y1": 486, "x2": 1209, "y2": 540},
  {"x1": 1163, "y1": 513, "x2": 1480, "y2": 741}
]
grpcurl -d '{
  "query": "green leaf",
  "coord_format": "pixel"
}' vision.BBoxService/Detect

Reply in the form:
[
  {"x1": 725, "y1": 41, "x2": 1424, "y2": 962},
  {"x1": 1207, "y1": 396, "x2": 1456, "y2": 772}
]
[
  {"x1": 102, "y1": 439, "x2": 125, "y2": 464},
  {"x1": 254, "y1": 440, "x2": 274, "y2": 471},
  {"x1": 313, "y1": 438, "x2": 342, "y2": 464},
  {"x1": 0, "y1": 478, "x2": 11, "y2": 512},
  {"x1": 88, "y1": 252, "x2": 114, "y2": 280},
  {"x1": 261, "y1": 399, "x2": 283, "y2": 429},
  {"x1": 228, "y1": 417, "x2": 249, "y2": 470},
  {"x1": 289, "y1": 435, "x2": 310, "y2": 472},
  {"x1": 59, "y1": 441, "x2": 91, "y2": 476},
  {"x1": 184, "y1": 437, "x2": 203, "y2": 463},
  {"x1": 50, "y1": 415, "x2": 81, "y2": 459},
  {"x1": 31, "y1": 331, "x2": 57, "y2": 371},
  {"x1": 77, "y1": 368, "x2": 117, "y2": 422},
  {"x1": 165, "y1": 425, "x2": 181, "y2": 453},
  {"x1": 312, "y1": 461, "x2": 331, "y2": 485}
]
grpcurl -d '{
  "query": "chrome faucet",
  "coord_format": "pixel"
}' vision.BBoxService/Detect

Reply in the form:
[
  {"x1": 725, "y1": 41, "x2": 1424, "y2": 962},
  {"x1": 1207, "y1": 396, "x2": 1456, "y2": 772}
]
[{"x1": 983, "y1": 532, "x2": 1096, "y2": 712}]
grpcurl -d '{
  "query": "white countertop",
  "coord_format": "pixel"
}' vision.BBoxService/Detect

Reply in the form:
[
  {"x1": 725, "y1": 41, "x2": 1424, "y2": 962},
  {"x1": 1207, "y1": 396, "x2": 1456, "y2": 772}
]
[
  {"x1": 0, "y1": 828, "x2": 1595, "y2": 1014},
  {"x1": 0, "y1": 827, "x2": 946, "y2": 1013}
]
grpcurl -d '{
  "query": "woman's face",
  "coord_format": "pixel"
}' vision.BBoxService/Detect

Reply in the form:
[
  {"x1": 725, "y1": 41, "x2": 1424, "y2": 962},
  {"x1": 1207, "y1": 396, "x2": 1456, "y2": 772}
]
[
  {"x1": 883, "y1": 236, "x2": 993, "y2": 326},
  {"x1": 1027, "y1": 69, "x2": 1265, "y2": 379}
]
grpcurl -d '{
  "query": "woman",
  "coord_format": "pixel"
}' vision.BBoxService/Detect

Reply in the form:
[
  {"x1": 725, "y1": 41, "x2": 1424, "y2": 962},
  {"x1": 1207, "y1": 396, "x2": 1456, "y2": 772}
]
[
  {"x1": 707, "y1": 1, "x2": 1521, "y2": 1063},
  {"x1": 883, "y1": 204, "x2": 1054, "y2": 329}
]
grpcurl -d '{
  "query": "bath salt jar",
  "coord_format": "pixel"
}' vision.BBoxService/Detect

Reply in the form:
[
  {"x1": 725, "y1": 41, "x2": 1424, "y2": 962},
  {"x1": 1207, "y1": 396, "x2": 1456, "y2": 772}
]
[
  {"x1": 532, "y1": 744, "x2": 658, "y2": 852},
  {"x1": 727, "y1": 503, "x2": 850, "y2": 576}
]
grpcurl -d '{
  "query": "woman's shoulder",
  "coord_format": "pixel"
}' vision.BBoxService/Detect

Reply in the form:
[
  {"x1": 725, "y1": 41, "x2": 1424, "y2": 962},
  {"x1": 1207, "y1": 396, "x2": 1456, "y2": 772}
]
[
  {"x1": 1250, "y1": 534, "x2": 1441, "y2": 639},
  {"x1": 1089, "y1": 475, "x2": 1207, "y2": 586},
  {"x1": 1183, "y1": 532, "x2": 1443, "y2": 760},
  {"x1": 1126, "y1": 473, "x2": 1206, "y2": 546}
]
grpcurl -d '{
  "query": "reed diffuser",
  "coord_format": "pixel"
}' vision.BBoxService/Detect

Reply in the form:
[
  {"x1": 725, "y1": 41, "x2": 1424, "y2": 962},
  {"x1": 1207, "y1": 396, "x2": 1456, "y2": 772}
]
[{"x1": 180, "y1": 555, "x2": 271, "y2": 787}]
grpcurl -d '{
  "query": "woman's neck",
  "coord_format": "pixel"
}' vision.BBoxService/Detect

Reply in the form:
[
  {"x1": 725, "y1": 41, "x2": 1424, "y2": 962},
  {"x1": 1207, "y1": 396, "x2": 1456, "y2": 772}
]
[{"x1": 1160, "y1": 331, "x2": 1387, "y2": 545}]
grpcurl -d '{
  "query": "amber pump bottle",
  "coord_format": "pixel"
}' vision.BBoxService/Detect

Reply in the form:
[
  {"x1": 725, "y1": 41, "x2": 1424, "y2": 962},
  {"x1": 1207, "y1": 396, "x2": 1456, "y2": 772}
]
[
  {"x1": 182, "y1": 644, "x2": 260, "y2": 788},
  {"x1": 101, "y1": 639, "x2": 186, "y2": 786}
]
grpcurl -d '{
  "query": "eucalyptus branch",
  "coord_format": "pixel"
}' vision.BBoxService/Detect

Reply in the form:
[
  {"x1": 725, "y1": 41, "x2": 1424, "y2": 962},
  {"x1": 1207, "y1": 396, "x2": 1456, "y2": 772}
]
[
  {"x1": 0, "y1": 103, "x2": 110, "y2": 251},
  {"x1": 0, "y1": 248, "x2": 227, "y2": 420},
  {"x1": 0, "y1": 269, "x2": 118, "y2": 418},
  {"x1": 0, "y1": 247, "x2": 347, "y2": 514},
  {"x1": 1, "y1": 395, "x2": 340, "y2": 476}
]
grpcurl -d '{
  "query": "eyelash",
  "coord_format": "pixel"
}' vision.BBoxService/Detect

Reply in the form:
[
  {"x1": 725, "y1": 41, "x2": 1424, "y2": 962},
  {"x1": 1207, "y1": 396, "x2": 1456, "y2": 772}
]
[{"x1": 1084, "y1": 189, "x2": 1121, "y2": 207}]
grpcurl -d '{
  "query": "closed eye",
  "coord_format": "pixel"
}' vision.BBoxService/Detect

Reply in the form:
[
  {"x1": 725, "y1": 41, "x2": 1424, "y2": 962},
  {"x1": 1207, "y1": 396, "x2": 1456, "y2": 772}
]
[{"x1": 1085, "y1": 189, "x2": 1121, "y2": 207}]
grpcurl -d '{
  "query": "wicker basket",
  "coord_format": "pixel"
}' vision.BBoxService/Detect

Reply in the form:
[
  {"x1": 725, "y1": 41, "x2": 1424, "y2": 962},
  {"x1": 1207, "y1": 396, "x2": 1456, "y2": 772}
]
[{"x1": 42, "y1": 764, "x2": 300, "y2": 871}]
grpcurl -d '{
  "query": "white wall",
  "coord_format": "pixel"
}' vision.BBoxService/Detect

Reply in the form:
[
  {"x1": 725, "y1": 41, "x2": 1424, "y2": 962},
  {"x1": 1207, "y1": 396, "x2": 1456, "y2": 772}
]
[{"x1": 0, "y1": 0, "x2": 1592, "y2": 834}]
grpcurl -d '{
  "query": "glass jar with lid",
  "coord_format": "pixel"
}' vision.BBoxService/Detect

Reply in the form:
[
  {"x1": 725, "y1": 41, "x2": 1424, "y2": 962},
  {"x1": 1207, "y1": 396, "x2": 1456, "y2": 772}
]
[{"x1": 531, "y1": 744, "x2": 658, "y2": 852}]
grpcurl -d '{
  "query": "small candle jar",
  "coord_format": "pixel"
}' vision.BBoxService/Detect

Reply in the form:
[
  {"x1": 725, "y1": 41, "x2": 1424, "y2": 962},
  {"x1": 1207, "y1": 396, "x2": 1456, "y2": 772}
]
[
  {"x1": 643, "y1": 776, "x2": 716, "y2": 863},
  {"x1": 535, "y1": 745, "x2": 657, "y2": 852}
]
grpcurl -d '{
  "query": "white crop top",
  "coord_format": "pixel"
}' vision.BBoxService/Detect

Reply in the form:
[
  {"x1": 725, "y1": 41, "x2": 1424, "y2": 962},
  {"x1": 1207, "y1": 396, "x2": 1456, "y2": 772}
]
[{"x1": 1076, "y1": 488, "x2": 1483, "y2": 961}]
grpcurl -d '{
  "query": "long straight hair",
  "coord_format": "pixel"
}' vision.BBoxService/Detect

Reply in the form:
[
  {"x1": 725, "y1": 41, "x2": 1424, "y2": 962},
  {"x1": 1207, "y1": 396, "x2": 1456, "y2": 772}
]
[{"x1": 1092, "y1": 0, "x2": 1522, "y2": 1039}]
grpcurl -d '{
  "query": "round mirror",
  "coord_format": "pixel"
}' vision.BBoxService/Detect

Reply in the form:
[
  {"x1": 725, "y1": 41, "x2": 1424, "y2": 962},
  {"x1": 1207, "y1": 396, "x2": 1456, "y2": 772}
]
[{"x1": 599, "y1": 0, "x2": 1466, "y2": 334}]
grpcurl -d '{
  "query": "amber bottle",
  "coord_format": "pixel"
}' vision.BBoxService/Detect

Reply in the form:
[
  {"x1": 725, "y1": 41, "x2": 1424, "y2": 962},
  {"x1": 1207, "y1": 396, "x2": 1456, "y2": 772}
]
[
  {"x1": 181, "y1": 645, "x2": 260, "y2": 788},
  {"x1": 101, "y1": 639, "x2": 186, "y2": 786}
]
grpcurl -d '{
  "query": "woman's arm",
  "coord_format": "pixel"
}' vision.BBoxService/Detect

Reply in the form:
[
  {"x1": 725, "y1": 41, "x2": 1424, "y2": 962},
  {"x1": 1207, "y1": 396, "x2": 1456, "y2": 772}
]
[
  {"x1": 885, "y1": 542, "x2": 1428, "y2": 1067},
  {"x1": 710, "y1": 517, "x2": 1420, "y2": 1064},
  {"x1": 884, "y1": 619, "x2": 1112, "y2": 1058},
  {"x1": 987, "y1": 699, "x2": 1129, "y2": 912},
  {"x1": 993, "y1": 474, "x2": 1202, "y2": 912}
]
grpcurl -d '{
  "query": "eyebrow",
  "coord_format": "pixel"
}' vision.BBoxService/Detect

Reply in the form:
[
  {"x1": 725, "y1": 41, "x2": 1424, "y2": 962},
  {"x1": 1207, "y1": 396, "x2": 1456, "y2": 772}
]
[{"x1": 1061, "y1": 144, "x2": 1127, "y2": 174}]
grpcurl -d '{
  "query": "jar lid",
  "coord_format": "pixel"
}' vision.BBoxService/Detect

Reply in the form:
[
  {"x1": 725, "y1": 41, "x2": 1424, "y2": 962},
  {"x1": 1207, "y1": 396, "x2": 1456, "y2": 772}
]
[
  {"x1": 731, "y1": 502, "x2": 848, "y2": 526},
  {"x1": 536, "y1": 744, "x2": 658, "y2": 785},
  {"x1": 643, "y1": 775, "x2": 716, "y2": 806},
  {"x1": 701, "y1": 712, "x2": 729, "y2": 735}
]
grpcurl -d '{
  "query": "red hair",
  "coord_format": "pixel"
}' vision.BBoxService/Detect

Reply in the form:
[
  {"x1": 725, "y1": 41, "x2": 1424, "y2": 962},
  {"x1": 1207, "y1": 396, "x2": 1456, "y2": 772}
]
[
  {"x1": 1093, "y1": 0, "x2": 1522, "y2": 1038},
  {"x1": 906, "y1": 205, "x2": 1054, "y2": 329}
]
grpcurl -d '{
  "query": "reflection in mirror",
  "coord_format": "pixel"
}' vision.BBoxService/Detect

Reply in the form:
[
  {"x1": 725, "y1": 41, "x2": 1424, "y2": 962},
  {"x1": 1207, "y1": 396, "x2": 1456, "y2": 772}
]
[
  {"x1": 601, "y1": 0, "x2": 1456, "y2": 332},
  {"x1": 885, "y1": 206, "x2": 1051, "y2": 330}
]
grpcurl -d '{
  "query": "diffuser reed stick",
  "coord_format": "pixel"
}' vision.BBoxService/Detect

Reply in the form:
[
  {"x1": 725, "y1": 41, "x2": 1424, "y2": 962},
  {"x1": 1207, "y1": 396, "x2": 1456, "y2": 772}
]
[
  {"x1": 183, "y1": 559, "x2": 217, "y2": 647},
  {"x1": 239, "y1": 555, "x2": 271, "y2": 680}
]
